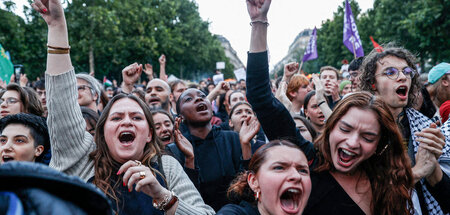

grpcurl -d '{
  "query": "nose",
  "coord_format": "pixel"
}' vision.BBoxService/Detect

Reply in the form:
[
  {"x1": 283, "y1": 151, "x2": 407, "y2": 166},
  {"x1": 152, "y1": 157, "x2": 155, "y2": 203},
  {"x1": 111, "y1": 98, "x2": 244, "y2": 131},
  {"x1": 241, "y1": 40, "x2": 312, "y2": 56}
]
[
  {"x1": 1, "y1": 140, "x2": 13, "y2": 152},
  {"x1": 287, "y1": 167, "x2": 302, "y2": 182},
  {"x1": 120, "y1": 116, "x2": 132, "y2": 126},
  {"x1": 346, "y1": 132, "x2": 360, "y2": 149},
  {"x1": 194, "y1": 96, "x2": 204, "y2": 103},
  {"x1": 397, "y1": 70, "x2": 407, "y2": 81}
]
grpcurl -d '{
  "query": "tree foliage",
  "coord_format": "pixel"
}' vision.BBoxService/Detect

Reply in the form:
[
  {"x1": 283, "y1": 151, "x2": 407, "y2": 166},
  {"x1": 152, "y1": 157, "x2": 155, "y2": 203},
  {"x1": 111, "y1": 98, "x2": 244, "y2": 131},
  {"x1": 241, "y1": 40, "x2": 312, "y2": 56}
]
[
  {"x1": 0, "y1": 0, "x2": 233, "y2": 82},
  {"x1": 276, "y1": 0, "x2": 449, "y2": 76}
]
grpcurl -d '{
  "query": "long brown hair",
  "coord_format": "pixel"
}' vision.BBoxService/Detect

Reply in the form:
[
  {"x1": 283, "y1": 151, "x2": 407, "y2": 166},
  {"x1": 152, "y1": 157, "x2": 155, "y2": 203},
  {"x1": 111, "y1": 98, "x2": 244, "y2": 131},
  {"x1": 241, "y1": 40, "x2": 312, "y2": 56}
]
[
  {"x1": 314, "y1": 92, "x2": 413, "y2": 215},
  {"x1": 89, "y1": 93, "x2": 165, "y2": 209},
  {"x1": 227, "y1": 140, "x2": 305, "y2": 204}
]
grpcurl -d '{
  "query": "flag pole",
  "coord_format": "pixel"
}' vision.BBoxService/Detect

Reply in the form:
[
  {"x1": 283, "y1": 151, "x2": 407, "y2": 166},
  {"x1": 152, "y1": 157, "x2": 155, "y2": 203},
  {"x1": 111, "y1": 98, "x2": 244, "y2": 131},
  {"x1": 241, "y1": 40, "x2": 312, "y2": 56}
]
[
  {"x1": 297, "y1": 61, "x2": 304, "y2": 74},
  {"x1": 351, "y1": 39, "x2": 357, "y2": 59}
]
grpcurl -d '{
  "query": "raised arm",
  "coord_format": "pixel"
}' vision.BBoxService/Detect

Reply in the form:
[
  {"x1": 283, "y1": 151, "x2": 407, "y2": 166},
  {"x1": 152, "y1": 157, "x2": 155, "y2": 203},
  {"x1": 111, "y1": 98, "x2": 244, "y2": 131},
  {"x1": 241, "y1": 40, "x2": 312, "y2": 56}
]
[
  {"x1": 245, "y1": 0, "x2": 315, "y2": 162},
  {"x1": 247, "y1": 0, "x2": 270, "y2": 53},
  {"x1": 33, "y1": 0, "x2": 94, "y2": 180},
  {"x1": 32, "y1": 0, "x2": 72, "y2": 75},
  {"x1": 159, "y1": 54, "x2": 168, "y2": 82}
]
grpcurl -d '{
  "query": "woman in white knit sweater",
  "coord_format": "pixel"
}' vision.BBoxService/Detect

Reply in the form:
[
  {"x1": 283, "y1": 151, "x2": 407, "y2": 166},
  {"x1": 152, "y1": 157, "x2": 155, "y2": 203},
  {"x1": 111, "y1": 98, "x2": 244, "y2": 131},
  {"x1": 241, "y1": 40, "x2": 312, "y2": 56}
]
[{"x1": 31, "y1": 0, "x2": 214, "y2": 214}]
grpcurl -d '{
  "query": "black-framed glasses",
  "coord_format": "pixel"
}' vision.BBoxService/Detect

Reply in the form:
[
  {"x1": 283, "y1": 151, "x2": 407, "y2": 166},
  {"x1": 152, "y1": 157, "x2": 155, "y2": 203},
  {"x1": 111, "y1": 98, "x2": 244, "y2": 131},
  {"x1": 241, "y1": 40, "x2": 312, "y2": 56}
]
[
  {"x1": 377, "y1": 67, "x2": 416, "y2": 80},
  {"x1": 77, "y1": 85, "x2": 93, "y2": 91},
  {"x1": 0, "y1": 98, "x2": 20, "y2": 105}
]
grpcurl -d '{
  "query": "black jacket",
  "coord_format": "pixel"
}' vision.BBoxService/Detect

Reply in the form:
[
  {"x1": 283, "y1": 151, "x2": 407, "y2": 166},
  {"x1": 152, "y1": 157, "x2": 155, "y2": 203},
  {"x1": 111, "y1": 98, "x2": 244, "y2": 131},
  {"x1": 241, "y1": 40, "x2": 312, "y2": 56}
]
[
  {"x1": 246, "y1": 51, "x2": 316, "y2": 163},
  {"x1": 0, "y1": 161, "x2": 112, "y2": 215},
  {"x1": 217, "y1": 201, "x2": 260, "y2": 215},
  {"x1": 166, "y1": 125, "x2": 248, "y2": 211}
]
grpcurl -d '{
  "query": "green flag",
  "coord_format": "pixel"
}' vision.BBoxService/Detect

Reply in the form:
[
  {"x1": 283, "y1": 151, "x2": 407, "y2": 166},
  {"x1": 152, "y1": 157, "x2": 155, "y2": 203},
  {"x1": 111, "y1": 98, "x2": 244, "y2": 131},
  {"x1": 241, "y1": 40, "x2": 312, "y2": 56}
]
[{"x1": 0, "y1": 44, "x2": 14, "y2": 84}]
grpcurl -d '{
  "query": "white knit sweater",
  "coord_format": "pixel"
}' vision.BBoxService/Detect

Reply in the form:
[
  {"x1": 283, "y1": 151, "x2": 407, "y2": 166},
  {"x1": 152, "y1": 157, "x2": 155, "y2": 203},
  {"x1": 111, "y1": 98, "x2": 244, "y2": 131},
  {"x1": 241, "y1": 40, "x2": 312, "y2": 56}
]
[{"x1": 46, "y1": 69, "x2": 215, "y2": 215}]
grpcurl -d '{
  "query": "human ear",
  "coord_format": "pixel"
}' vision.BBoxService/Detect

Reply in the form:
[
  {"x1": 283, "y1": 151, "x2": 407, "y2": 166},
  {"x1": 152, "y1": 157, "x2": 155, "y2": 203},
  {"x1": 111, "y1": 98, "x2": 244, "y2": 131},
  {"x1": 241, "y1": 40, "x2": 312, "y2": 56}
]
[
  {"x1": 247, "y1": 172, "x2": 260, "y2": 193},
  {"x1": 34, "y1": 145, "x2": 44, "y2": 157},
  {"x1": 147, "y1": 128, "x2": 153, "y2": 143}
]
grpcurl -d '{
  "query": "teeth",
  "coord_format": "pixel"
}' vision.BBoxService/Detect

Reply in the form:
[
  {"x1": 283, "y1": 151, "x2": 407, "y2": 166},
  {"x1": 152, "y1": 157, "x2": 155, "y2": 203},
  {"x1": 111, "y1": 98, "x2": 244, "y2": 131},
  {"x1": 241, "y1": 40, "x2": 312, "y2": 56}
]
[
  {"x1": 287, "y1": 188, "x2": 300, "y2": 193},
  {"x1": 342, "y1": 149, "x2": 356, "y2": 156}
]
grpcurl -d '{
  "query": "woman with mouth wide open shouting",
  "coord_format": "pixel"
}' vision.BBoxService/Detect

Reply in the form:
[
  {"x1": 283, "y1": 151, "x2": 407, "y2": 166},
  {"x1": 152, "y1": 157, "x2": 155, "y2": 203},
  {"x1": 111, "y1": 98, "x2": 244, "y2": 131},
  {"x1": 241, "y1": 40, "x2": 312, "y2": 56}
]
[
  {"x1": 218, "y1": 141, "x2": 312, "y2": 215},
  {"x1": 31, "y1": 0, "x2": 214, "y2": 214},
  {"x1": 244, "y1": 0, "x2": 414, "y2": 214}
]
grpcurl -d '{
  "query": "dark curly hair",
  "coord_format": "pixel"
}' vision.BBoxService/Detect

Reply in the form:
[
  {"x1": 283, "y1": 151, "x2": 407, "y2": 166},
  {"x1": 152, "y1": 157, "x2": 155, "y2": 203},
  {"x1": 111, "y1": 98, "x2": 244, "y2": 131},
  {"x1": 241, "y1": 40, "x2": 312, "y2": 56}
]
[{"x1": 359, "y1": 45, "x2": 421, "y2": 109}]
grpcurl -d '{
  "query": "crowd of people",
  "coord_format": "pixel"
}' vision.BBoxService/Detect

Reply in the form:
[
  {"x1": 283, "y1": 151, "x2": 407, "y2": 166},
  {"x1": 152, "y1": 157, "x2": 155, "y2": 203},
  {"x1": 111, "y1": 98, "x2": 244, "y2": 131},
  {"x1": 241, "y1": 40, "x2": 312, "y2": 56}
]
[{"x1": 0, "y1": 0, "x2": 449, "y2": 214}]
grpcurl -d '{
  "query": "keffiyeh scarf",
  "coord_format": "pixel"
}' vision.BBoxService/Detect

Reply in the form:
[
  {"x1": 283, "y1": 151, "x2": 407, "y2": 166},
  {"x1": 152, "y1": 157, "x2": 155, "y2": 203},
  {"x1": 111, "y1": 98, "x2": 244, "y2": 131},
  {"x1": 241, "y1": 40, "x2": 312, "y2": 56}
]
[{"x1": 406, "y1": 108, "x2": 450, "y2": 215}]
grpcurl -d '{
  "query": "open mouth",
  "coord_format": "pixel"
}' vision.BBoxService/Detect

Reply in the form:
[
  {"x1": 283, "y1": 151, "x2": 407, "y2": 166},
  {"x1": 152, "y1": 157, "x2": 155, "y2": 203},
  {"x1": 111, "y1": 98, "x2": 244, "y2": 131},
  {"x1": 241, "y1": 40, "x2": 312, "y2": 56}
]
[
  {"x1": 318, "y1": 115, "x2": 325, "y2": 122},
  {"x1": 160, "y1": 134, "x2": 171, "y2": 142},
  {"x1": 395, "y1": 86, "x2": 408, "y2": 98},
  {"x1": 280, "y1": 188, "x2": 302, "y2": 213},
  {"x1": 118, "y1": 131, "x2": 136, "y2": 144},
  {"x1": 338, "y1": 148, "x2": 357, "y2": 166},
  {"x1": 2, "y1": 155, "x2": 14, "y2": 163},
  {"x1": 196, "y1": 103, "x2": 208, "y2": 112},
  {"x1": 148, "y1": 97, "x2": 160, "y2": 104}
]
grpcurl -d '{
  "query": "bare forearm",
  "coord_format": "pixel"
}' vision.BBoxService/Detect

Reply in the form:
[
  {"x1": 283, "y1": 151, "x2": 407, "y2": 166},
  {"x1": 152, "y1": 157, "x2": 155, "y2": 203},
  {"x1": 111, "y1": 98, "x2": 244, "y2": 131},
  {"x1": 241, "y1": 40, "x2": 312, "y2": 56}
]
[
  {"x1": 160, "y1": 66, "x2": 167, "y2": 82},
  {"x1": 121, "y1": 82, "x2": 134, "y2": 94},
  {"x1": 426, "y1": 162, "x2": 443, "y2": 186},
  {"x1": 47, "y1": 23, "x2": 72, "y2": 75},
  {"x1": 249, "y1": 23, "x2": 268, "y2": 53}
]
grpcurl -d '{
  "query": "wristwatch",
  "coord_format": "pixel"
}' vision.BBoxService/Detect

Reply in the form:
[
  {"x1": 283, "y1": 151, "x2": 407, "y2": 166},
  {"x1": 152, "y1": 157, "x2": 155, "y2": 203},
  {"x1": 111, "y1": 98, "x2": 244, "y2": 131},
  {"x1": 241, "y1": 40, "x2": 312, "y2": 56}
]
[{"x1": 153, "y1": 191, "x2": 178, "y2": 211}]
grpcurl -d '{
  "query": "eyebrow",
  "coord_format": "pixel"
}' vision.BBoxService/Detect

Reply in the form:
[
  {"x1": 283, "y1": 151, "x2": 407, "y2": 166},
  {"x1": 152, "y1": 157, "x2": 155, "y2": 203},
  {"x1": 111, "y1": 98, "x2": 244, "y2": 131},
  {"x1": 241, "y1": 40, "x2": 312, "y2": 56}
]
[
  {"x1": 340, "y1": 120, "x2": 378, "y2": 136},
  {"x1": 272, "y1": 161, "x2": 308, "y2": 168},
  {"x1": 109, "y1": 111, "x2": 144, "y2": 116}
]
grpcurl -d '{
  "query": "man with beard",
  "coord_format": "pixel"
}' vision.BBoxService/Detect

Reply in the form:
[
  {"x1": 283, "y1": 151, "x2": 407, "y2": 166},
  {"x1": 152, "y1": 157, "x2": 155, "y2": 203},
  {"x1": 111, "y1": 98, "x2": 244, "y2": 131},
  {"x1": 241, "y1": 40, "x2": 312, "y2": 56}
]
[
  {"x1": 121, "y1": 62, "x2": 172, "y2": 113},
  {"x1": 145, "y1": 78, "x2": 171, "y2": 112}
]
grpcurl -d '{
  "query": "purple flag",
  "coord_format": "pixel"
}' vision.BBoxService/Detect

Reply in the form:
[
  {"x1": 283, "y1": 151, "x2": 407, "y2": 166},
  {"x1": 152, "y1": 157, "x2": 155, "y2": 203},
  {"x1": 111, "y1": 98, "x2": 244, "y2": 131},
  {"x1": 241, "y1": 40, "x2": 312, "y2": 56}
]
[
  {"x1": 302, "y1": 27, "x2": 318, "y2": 62},
  {"x1": 343, "y1": 0, "x2": 364, "y2": 57}
]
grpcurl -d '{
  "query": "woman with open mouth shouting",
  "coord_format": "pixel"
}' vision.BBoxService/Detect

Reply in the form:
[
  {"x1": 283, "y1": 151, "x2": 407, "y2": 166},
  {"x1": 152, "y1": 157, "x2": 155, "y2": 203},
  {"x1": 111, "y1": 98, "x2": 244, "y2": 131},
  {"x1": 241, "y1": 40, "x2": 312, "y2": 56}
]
[
  {"x1": 218, "y1": 141, "x2": 312, "y2": 215},
  {"x1": 244, "y1": 0, "x2": 414, "y2": 214},
  {"x1": 32, "y1": 0, "x2": 214, "y2": 214}
]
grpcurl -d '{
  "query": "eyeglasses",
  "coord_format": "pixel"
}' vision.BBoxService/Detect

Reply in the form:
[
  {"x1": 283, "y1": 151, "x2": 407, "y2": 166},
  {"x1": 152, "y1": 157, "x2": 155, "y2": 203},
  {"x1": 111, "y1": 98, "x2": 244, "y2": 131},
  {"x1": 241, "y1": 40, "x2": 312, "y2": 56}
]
[
  {"x1": 377, "y1": 67, "x2": 416, "y2": 80},
  {"x1": 77, "y1": 85, "x2": 92, "y2": 91},
  {"x1": 0, "y1": 98, "x2": 20, "y2": 105},
  {"x1": 349, "y1": 71, "x2": 359, "y2": 78}
]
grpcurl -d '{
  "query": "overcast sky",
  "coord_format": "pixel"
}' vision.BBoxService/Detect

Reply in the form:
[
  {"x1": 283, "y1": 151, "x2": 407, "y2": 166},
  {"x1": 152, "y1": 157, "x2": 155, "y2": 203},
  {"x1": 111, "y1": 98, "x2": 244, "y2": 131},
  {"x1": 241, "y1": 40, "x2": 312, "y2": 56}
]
[{"x1": 10, "y1": 0, "x2": 374, "y2": 70}]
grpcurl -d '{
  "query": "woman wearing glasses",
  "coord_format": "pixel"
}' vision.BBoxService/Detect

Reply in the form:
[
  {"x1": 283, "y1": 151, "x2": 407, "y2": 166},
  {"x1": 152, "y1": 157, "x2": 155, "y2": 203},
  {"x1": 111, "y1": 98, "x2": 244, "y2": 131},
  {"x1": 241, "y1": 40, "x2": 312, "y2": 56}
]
[{"x1": 0, "y1": 83, "x2": 44, "y2": 118}]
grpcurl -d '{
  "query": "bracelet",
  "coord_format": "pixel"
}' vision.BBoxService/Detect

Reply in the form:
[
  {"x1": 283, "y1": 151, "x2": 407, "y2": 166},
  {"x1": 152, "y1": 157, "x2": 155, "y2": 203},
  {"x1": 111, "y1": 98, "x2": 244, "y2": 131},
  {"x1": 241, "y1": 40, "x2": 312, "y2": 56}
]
[
  {"x1": 318, "y1": 101, "x2": 326, "y2": 107},
  {"x1": 153, "y1": 191, "x2": 178, "y2": 211},
  {"x1": 47, "y1": 44, "x2": 70, "y2": 54},
  {"x1": 47, "y1": 44, "x2": 70, "y2": 50},
  {"x1": 250, "y1": 20, "x2": 269, "y2": 26},
  {"x1": 48, "y1": 49, "x2": 70, "y2": 54}
]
